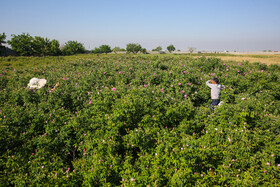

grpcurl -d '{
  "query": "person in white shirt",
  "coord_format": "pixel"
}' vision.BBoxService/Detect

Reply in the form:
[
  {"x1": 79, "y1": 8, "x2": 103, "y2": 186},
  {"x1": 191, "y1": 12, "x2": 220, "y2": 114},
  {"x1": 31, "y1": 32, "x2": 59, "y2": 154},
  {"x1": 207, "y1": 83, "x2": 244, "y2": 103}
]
[{"x1": 206, "y1": 77, "x2": 225, "y2": 106}]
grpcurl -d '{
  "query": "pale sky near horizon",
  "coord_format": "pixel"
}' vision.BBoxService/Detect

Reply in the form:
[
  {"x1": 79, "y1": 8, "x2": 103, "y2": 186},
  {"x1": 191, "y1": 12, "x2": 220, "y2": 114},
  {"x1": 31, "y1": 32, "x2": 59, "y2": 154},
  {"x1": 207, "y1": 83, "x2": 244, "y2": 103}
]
[{"x1": 2, "y1": 0, "x2": 280, "y2": 52}]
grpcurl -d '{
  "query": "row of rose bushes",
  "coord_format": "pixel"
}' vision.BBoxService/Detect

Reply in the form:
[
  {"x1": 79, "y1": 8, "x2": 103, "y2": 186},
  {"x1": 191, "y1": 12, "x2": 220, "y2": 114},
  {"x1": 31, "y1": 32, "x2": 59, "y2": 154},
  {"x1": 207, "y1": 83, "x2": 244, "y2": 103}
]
[{"x1": 0, "y1": 54, "x2": 279, "y2": 186}]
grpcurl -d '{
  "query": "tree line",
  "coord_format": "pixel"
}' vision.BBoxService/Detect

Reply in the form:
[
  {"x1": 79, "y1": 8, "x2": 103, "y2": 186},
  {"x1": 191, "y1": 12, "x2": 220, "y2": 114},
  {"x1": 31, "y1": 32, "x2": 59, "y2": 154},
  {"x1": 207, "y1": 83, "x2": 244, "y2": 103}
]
[
  {"x1": 0, "y1": 32, "x2": 86, "y2": 56},
  {"x1": 0, "y1": 32, "x2": 176, "y2": 56}
]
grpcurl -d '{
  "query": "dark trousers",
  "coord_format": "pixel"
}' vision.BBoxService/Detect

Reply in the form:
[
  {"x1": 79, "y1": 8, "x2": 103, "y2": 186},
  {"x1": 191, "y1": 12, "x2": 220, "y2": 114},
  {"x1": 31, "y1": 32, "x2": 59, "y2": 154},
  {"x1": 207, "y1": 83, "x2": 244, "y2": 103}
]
[{"x1": 211, "y1": 99, "x2": 220, "y2": 106}]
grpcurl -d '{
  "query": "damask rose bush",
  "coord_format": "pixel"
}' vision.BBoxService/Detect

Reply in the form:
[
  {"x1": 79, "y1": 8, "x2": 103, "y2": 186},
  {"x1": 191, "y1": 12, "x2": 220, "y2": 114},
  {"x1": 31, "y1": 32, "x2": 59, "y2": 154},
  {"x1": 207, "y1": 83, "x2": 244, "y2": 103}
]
[{"x1": 0, "y1": 54, "x2": 279, "y2": 186}]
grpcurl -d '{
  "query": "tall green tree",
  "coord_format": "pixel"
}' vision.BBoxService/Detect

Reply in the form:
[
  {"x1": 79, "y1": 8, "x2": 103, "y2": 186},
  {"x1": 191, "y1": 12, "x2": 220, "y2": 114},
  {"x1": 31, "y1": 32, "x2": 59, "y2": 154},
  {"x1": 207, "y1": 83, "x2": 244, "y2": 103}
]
[
  {"x1": 0, "y1": 33, "x2": 6, "y2": 46},
  {"x1": 152, "y1": 46, "x2": 162, "y2": 51},
  {"x1": 32, "y1": 36, "x2": 51, "y2": 56},
  {"x1": 167, "y1": 45, "x2": 176, "y2": 53},
  {"x1": 6, "y1": 33, "x2": 61, "y2": 56},
  {"x1": 99, "y1": 45, "x2": 112, "y2": 54},
  {"x1": 120, "y1": 48, "x2": 126, "y2": 52},
  {"x1": 126, "y1": 43, "x2": 142, "y2": 54},
  {"x1": 61, "y1": 41, "x2": 85, "y2": 55},
  {"x1": 49, "y1": 39, "x2": 61, "y2": 56},
  {"x1": 140, "y1": 48, "x2": 148, "y2": 54},
  {"x1": 91, "y1": 47, "x2": 101, "y2": 54},
  {"x1": 8, "y1": 33, "x2": 34, "y2": 56},
  {"x1": 0, "y1": 33, "x2": 7, "y2": 56},
  {"x1": 112, "y1": 47, "x2": 121, "y2": 53}
]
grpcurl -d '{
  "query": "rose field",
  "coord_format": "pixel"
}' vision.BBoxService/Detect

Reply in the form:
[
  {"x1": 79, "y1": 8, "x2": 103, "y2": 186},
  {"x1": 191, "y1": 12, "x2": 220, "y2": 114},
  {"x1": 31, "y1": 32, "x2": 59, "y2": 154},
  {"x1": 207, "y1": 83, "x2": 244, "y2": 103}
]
[{"x1": 0, "y1": 54, "x2": 280, "y2": 186}]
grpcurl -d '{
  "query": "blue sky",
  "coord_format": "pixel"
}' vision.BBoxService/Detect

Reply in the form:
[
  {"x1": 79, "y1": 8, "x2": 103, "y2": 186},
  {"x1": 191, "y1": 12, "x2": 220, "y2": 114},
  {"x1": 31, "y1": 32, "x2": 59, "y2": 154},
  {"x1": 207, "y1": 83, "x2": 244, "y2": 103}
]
[{"x1": 2, "y1": 0, "x2": 280, "y2": 51}]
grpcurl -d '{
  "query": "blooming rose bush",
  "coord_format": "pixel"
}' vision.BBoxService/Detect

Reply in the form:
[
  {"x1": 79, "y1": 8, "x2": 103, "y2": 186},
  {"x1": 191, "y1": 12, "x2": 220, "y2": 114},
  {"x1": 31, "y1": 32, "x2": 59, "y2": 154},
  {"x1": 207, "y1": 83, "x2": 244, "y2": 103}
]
[{"x1": 0, "y1": 54, "x2": 279, "y2": 186}]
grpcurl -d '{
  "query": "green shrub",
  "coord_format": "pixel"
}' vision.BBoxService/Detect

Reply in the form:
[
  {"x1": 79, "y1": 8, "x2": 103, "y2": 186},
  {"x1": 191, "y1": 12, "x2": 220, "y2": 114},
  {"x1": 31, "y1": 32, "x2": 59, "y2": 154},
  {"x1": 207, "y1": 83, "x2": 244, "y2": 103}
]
[
  {"x1": 61, "y1": 41, "x2": 85, "y2": 55},
  {"x1": 1, "y1": 54, "x2": 279, "y2": 186}
]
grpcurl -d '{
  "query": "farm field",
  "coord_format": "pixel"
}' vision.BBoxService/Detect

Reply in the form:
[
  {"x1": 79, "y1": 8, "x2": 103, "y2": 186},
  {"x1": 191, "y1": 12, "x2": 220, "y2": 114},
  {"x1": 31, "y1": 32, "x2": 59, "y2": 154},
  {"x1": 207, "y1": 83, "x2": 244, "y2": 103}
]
[
  {"x1": 208, "y1": 54, "x2": 280, "y2": 65},
  {"x1": 0, "y1": 54, "x2": 280, "y2": 186}
]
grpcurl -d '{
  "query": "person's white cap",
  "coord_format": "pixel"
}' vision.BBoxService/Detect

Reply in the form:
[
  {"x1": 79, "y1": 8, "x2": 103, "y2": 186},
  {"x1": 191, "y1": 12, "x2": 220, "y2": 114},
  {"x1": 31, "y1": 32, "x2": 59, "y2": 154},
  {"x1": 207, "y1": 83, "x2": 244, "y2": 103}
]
[{"x1": 28, "y1": 78, "x2": 47, "y2": 89}]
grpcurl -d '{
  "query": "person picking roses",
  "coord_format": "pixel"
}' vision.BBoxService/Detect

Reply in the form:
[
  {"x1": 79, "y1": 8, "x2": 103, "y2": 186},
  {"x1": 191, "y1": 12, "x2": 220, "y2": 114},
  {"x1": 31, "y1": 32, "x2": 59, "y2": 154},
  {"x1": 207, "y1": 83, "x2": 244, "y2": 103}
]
[{"x1": 206, "y1": 77, "x2": 225, "y2": 107}]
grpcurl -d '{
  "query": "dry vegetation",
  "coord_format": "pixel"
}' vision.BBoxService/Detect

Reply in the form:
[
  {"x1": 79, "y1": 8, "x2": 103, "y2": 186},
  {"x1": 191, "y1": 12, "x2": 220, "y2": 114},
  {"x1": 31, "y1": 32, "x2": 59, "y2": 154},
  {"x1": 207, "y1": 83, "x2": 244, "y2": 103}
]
[{"x1": 208, "y1": 54, "x2": 280, "y2": 65}]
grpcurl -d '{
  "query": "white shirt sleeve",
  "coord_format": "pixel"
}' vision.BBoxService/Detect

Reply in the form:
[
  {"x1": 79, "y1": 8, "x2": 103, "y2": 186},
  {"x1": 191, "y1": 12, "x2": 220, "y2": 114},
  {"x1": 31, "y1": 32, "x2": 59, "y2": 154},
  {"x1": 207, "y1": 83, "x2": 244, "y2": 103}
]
[
  {"x1": 206, "y1": 80, "x2": 212, "y2": 88},
  {"x1": 206, "y1": 80, "x2": 211, "y2": 88}
]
